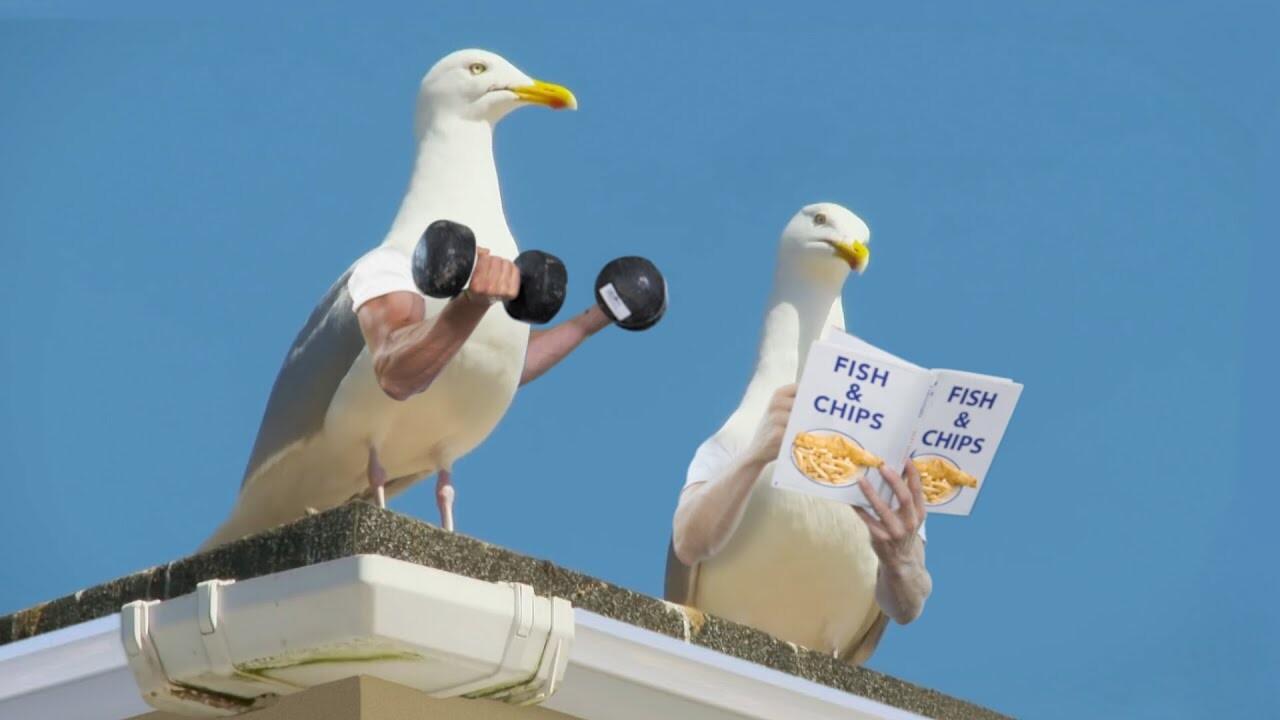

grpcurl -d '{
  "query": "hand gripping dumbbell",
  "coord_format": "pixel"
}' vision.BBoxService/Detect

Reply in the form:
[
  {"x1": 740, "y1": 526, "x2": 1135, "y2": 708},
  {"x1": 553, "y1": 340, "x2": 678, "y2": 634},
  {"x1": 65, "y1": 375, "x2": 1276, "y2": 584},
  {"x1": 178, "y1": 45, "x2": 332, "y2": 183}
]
[
  {"x1": 411, "y1": 219, "x2": 568, "y2": 324},
  {"x1": 593, "y1": 256, "x2": 667, "y2": 331}
]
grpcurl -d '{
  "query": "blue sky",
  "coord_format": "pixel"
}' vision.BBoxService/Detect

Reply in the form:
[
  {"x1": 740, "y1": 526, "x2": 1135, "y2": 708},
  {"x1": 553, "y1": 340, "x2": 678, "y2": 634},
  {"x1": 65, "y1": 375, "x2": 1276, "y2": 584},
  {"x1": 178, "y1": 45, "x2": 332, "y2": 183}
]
[{"x1": 1, "y1": 2, "x2": 1275, "y2": 717}]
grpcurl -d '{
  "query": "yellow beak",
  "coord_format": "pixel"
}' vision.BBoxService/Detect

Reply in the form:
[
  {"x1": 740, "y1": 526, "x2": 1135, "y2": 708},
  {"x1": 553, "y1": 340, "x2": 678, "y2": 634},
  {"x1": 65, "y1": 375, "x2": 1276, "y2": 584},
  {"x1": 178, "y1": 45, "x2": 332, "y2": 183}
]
[
  {"x1": 832, "y1": 240, "x2": 871, "y2": 274},
  {"x1": 511, "y1": 79, "x2": 578, "y2": 110}
]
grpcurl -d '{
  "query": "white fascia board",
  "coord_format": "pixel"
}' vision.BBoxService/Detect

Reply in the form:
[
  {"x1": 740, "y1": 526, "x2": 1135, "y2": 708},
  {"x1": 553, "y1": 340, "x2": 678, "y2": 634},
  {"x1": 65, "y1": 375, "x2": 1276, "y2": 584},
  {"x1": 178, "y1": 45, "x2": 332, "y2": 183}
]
[
  {"x1": 545, "y1": 611, "x2": 926, "y2": 720},
  {"x1": 0, "y1": 598, "x2": 926, "y2": 720}
]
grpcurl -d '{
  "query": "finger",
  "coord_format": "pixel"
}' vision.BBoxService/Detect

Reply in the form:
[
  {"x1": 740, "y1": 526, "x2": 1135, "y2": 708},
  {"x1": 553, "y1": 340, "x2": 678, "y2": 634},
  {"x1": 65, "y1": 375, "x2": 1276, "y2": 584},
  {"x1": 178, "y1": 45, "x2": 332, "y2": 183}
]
[
  {"x1": 881, "y1": 464, "x2": 917, "y2": 529},
  {"x1": 904, "y1": 459, "x2": 926, "y2": 516},
  {"x1": 773, "y1": 386, "x2": 798, "y2": 411},
  {"x1": 471, "y1": 248, "x2": 491, "y2": 286},
  {"x1": 479, "y1": 255, "x2": 502, "y2": 292},
  {"x1": 853, "y1": 507, "x2": 890, "y2": 542},
  {"x1": 503, "y1": 260, "x2": 521, "y2": 298},
  {"x1": 857, "y1": 477, "x2": 904, "y2": 537}
]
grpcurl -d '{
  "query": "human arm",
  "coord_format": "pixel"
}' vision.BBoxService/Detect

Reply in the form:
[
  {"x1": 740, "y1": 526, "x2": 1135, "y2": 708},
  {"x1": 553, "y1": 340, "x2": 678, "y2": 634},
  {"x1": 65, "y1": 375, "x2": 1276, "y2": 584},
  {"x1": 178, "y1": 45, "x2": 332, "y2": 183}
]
[
  {"x1": 356, "y1": 249, "x2": 519, "y2": 401},
  {"x1": 519, "y1": 305, "x2": 612, "y2": 386},
  {"x1": 671, "y1": 385, "x2": 797, "y2": 565},
  {"x1": 855, "y1": 463, "x2": 933, "y2": 625}
]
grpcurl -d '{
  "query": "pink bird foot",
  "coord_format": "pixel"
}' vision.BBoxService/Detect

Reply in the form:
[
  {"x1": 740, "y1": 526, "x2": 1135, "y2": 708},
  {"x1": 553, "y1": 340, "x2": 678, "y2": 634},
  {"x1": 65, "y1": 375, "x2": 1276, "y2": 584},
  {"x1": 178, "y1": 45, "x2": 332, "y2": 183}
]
[
  {"x1": 436, "y1": 469, "x2": 455, "y2": 532},
  {"x1": 367, "y1": 447, "x2": 388, "y2": 509}
]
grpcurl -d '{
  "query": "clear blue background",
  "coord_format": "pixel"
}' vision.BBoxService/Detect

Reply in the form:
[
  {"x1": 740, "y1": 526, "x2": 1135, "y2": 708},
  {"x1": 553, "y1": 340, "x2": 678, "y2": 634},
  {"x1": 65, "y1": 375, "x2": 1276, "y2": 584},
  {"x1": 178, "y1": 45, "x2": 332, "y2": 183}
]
[{"x1": 2, "y1": 2, "x2": 1275, "y2": 717}]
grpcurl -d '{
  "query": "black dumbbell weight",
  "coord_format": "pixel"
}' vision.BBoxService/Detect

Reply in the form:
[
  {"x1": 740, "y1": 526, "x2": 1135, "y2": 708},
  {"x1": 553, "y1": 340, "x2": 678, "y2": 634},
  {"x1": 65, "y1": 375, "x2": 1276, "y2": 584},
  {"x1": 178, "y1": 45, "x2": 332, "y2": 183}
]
[
  {"x1": 506, "y1": 250, "x2": 568, "y2": 325},
  {"x1": 412, "y1": 219, "x2": 568, "y2": 325},
  {"x1": 412, "y1": 219, "x2": 476, "y2": 298},
  {"x1": 594, "y1": 256, "x2": 667, "y2": 331}
]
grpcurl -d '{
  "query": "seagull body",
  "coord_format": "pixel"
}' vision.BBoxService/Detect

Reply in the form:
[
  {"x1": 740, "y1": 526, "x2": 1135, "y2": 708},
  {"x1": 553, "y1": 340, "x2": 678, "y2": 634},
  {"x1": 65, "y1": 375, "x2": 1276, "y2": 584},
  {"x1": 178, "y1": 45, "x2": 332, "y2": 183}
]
[
  {"x1": 666, "y1": 204, "x2": 905, "y2": 662},
  {"x1": 202, "y1": 50, "x2": 576, "y2": 550}
]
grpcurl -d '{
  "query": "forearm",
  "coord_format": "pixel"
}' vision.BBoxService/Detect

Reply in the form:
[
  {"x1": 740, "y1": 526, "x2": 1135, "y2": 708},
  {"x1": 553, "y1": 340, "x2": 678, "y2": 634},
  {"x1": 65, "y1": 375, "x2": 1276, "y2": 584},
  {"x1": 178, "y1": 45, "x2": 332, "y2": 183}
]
[
  {"x1": 672, "y1": 456, "x2": 768, "y2": 565},
  {"x1": 374, "y1": 299, "x2": 489, "y2": 400},
  {"x1": 520, "y1": 306, "x2": 610, "y2": 386},
  {"x1": 874, "y1": 536, "x2": 932, "y2": 624}
]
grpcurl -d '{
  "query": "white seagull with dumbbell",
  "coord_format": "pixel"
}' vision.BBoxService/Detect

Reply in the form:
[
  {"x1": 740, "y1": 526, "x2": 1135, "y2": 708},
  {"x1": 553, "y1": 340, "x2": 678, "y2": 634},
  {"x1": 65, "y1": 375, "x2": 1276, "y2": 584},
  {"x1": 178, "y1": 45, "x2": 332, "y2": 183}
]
[{"x1": 202, "y1": 49, "x2": 666, "y2": 550}]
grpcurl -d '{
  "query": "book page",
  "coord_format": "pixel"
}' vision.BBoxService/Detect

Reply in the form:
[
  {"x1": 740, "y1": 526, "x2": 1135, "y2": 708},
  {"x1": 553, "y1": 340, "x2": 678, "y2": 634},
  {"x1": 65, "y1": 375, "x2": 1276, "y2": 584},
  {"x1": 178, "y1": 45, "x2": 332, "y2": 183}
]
[
  {"x1": 819, "y1": 327, "x2": 926, "y2": 371},
  {"x1": 909, "y1": 370, "x2": 1023, "y2": 516},
  {"x1": 771, "y1": 336, "x2": 935, "y2": 509}
]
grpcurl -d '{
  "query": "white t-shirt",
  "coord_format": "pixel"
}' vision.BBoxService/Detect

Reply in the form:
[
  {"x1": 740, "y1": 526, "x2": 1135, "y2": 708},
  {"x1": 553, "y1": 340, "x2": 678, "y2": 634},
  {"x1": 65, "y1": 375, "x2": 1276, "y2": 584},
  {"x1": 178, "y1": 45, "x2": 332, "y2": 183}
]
[
  {"x1": 684, "y1": 434, "x2": 927, "y2": 542},
  {"x1": 347, "y1": 246, "x2": 421, "y2": 312}
]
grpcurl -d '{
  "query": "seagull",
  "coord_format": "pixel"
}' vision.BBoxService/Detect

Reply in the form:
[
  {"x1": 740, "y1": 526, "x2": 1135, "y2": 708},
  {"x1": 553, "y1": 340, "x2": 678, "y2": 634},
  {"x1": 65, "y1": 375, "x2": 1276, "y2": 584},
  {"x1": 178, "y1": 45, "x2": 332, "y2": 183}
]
[
  {"x1": 200, "y1": 49, "x2": 577, "y2": 551},
  {"x1": 665, "y1": 203, "x2": 924, "y2": 663}
]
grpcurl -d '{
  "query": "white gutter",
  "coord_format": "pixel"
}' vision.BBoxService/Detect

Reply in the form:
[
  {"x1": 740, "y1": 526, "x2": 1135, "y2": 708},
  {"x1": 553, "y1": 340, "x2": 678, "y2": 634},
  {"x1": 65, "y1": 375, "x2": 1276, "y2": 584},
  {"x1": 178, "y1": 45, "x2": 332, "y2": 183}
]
[
  {"x1": 0, "y1": 615, "x2": 149, "y2": 720},
  {"x1": 0, "y1": 557, "x2": 925, "y2": 720},
  {"x1": 545, "y1": 612, "x2": 926, "y2": 720}
]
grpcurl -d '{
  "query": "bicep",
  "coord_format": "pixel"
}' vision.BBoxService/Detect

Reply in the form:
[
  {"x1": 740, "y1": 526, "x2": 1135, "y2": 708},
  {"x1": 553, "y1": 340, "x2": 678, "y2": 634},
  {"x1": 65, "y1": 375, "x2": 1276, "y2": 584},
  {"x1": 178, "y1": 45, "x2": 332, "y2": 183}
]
[{"x1": 356, "y1": 291, "x2": 424, "y2": 355}]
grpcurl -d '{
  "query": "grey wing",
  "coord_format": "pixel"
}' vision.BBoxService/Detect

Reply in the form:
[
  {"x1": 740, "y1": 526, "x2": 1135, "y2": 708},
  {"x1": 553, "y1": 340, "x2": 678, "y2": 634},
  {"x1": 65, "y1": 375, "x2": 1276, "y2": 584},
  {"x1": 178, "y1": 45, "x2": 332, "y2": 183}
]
[{"x1": 240, "y1": 268, "x2": 367, "y2": 488}]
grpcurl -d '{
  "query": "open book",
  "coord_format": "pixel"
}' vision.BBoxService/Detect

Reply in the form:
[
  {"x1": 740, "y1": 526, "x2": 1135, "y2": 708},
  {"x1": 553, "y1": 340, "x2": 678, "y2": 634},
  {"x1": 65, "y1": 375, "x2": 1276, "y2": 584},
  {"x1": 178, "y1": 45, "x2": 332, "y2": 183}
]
[{"x1": 770, "y1": 328, "x2": 1023, "y2": 516}]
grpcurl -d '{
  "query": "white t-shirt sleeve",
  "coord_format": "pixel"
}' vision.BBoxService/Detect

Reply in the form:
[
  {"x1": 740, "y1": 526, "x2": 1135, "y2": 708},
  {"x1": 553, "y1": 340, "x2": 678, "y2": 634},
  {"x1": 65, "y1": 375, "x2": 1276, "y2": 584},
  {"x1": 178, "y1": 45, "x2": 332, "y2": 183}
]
[
  {"x1": 347, "y1": 246, "x2": 420, "y2": 312},
  {"x1": 684, "y1": 434, "x2": 736, "y2": 489}
]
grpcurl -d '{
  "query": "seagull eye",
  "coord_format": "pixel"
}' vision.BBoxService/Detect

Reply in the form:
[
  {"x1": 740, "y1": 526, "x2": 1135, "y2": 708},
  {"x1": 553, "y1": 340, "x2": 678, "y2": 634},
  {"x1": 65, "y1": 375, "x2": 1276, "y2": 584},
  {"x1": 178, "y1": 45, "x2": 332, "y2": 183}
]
[
  {"x1": 469, "y1": 62, "x2": 487, "y2": 75},
  {"x1": 813, "y1": 213, "x2": 827, "y2": 226}
]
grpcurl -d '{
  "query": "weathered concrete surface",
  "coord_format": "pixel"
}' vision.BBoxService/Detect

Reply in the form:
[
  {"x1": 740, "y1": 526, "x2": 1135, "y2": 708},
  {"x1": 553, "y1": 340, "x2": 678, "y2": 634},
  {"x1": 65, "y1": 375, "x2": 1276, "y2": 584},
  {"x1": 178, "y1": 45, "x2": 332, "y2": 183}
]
[{"x1": 1, "y1": 504, "x2": 1010, "y2": 719}]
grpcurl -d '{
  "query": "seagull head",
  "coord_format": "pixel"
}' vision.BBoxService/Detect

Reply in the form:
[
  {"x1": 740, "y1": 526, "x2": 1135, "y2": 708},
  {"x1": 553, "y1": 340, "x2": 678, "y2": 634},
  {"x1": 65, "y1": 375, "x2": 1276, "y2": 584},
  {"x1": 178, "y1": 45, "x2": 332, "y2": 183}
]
[
  {"x1": 778, "y1": 202, "x2": 871, "y2": 284},
  {"x1": 417, "y1": 49, "x2": 577, "y2": 127}
]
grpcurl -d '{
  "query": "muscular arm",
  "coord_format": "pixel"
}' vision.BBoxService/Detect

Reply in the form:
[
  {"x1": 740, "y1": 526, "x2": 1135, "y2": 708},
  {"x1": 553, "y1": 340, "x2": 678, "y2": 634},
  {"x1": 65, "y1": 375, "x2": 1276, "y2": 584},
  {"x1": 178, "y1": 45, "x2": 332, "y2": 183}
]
[
  {"x1": 520, "y1": 306, "x2": 611, "y2": 386},
  {"x1": 356, "y1": 292, "x2": 490, "y2": 401},
  {"x1": 357, "y1": 248, "x2": 520, "y2": 401}
]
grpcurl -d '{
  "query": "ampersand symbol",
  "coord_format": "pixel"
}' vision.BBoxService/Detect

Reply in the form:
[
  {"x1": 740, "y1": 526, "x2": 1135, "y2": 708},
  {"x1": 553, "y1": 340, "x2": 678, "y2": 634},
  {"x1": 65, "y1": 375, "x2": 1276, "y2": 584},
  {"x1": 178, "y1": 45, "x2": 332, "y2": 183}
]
[
  {"x1": 846, "y1": 383, "x2": 863, "y2": 402},
  {"x1": 954, "y1": 412, "x2": 971, "y2": 429}
]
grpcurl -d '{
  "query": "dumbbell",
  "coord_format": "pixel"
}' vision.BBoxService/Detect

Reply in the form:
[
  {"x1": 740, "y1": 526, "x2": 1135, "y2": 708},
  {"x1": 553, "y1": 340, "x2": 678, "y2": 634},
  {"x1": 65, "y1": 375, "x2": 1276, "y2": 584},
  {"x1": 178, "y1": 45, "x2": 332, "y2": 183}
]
[
  {"x1": 411, "y1": 219, "x2": 568, "y2": 325},
  {"x1": 593, "y1": 256, "x2": 668, "y2": 331}
]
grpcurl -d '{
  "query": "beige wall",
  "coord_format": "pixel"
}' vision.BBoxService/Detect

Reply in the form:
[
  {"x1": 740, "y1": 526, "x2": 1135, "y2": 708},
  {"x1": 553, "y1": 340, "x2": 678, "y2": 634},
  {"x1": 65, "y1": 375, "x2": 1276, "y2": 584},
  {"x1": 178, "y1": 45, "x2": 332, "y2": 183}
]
[{"x1": 133, "y1": 676, "x2": 577, "y2": 720}]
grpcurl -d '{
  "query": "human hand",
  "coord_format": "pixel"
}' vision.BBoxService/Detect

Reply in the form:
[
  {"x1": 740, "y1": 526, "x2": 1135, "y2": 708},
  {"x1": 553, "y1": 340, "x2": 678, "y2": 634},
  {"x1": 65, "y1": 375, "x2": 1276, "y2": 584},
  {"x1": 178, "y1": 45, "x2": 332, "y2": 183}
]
[
  {"x1": 854, "y1": 460, "x2": 926, "y2": 570},
  {"x1": 460, "y1": 248, "x2": 520, "y2": 306}
]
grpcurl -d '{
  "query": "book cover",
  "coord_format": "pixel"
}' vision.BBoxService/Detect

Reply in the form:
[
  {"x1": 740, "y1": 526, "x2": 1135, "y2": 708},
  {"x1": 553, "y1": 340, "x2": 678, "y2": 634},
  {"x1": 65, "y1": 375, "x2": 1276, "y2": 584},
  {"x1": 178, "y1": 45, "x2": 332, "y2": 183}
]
[
  {"x1": 772, "y1": 329, "x2": 1022, "y2": 516},
  {"x1": 770, "y1": 337, "x2": 935, "y2": 508}
]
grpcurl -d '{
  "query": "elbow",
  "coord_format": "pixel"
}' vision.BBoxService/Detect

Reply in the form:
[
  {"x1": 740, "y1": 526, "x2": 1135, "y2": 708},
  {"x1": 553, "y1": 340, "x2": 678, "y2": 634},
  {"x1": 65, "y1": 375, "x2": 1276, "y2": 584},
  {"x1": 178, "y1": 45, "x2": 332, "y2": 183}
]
[
  {"x1": 671, "y1": 507, "x2": 710, "y2": 566},
  {"x1": 376, "y1": 374, "x2": 413, "y2": 402},
  {"x1": 373, "y1": 362, "x2": 416, "y2": 402},
  {"x1": 671, "y1": 532, "x2": 703, "y2": 567},
  {"x1": 884, "y1": 576, "x2": 932, "y2": 626},
  {"x1": 889, "y1": 602, "x2": 925, "y2": 626}
]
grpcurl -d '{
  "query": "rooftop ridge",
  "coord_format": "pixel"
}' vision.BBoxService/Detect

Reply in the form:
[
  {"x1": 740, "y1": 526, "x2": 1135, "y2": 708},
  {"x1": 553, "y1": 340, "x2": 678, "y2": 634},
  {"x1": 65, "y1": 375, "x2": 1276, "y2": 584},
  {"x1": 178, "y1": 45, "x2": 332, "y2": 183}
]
[{"x1": 0, "y1": 504, "x2": 1009, "y2": 720}]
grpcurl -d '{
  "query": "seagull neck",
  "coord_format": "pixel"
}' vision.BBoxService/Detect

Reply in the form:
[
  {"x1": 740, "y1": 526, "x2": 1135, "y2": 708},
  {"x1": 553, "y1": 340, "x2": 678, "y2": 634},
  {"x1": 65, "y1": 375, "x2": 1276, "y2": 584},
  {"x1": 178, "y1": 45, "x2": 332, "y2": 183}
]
[
  {"x1": 383, "y1": 117, "x2": 508, "y2": 253},
  {"x1": 744, "y1": 269, "x2": 846, "y2": 405}
]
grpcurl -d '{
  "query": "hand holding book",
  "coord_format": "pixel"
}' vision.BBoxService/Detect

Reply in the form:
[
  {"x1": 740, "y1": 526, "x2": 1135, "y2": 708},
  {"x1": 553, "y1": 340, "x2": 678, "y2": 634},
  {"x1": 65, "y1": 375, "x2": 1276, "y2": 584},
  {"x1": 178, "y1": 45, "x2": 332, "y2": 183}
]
[
  {"x1": 853, "y1": 460, "x2": 927, "y2": 564},
  {"x1": 771, "y1": 328, "x2": 1023, "y2": 517}
]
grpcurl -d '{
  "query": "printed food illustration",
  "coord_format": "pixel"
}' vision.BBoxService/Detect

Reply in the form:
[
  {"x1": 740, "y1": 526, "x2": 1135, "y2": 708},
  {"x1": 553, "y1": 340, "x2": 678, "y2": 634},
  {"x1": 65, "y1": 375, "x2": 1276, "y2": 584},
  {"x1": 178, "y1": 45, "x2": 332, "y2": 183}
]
[
  {"x1": 913, "y1": 456, "x2": 979, "y2": 504},
  {"x1": 791, "y1": 431, "x2": 884, "y2": 486}
]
